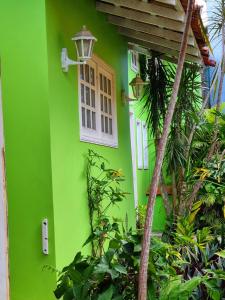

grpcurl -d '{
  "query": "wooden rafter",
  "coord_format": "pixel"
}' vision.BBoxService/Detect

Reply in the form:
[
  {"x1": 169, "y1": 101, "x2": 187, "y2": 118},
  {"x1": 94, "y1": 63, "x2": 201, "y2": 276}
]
[
  {"x1": 96, "y1": 0, "x2": 205, "y2": 64},
  {"x1": 128, "y1": 39, "x2": 202, "y2": 63},
  {"x1": 98, "y1": 0, "x2": 184, "y2": 22},
  {"x1": 108, "y1": 16, "x2": 195, "y2": 46},
  {"x1": 118, "y1": 27, "x2": 199, "y2": 56},
  {"x1": 96, "y1": 2, "x2": 186, "y2": 32}
]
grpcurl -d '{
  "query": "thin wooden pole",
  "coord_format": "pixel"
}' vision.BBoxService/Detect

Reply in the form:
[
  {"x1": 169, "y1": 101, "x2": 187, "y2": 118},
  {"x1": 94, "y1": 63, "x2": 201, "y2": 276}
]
[{"x1": 138, "y1": 1, "x2": 195, "y2": 299}]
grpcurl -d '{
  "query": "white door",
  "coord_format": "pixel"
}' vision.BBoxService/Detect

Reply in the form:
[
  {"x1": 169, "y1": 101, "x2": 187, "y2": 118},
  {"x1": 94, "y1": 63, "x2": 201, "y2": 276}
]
[
  {"x1": 0, "y1": 77, "x2": 9, "y2": 300},
  {"x1": 129, "y1": 110, "x2": 138, "y2": 208}
]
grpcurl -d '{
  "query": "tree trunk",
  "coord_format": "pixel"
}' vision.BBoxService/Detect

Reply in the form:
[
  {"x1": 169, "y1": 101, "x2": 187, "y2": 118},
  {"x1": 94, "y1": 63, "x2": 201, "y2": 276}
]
[{"x1": 138, "y1": 1, "x2": 195, "y2": 299}]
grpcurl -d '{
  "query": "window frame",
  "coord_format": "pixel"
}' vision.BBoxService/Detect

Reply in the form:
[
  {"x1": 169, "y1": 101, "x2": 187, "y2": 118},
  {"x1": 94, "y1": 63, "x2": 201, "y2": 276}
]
[
  {"x1": 78, "y1": 54, "x2": 118, "y2": 148},
  {"x1": 142, "y1": 121, "x2": 149, "y2": 170},
  {"x1": 130, "y1": 50, "x2": 139, "y2": 73},
  {"x1": 136, "y1": 119, "x2": 143, "y2": 169}
]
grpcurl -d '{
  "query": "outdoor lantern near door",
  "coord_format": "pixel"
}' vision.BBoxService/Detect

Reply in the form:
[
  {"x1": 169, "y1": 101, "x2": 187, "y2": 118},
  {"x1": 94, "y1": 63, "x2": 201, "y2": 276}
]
[
  {"x1": 129, "y1": 74, "x2": 146, "y2": 99},
  {"x1": 122, "y1": 74, "x2": 147, "y2": 104},
  {"x1": 61, "y1": 25, "x2": 97, "y2": 72}
]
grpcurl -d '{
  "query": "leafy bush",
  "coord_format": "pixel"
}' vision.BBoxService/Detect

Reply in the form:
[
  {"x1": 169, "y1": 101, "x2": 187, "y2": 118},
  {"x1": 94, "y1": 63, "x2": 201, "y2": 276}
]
[{"x1": 54, "y1": 151, "x2": 225, "y2": 300}]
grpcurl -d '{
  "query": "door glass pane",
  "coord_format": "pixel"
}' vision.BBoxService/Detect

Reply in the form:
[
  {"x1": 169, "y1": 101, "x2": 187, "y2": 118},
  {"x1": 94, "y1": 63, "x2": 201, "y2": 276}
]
[
  {"x1": 104, "y1": 96, "x2": 108, "y2": 113},
  {"x1": 108, "y1": 79, "x2": 111, "y2": 95},
  {"x1": 100, "y1": 95, "x2": 104, "y2": 111},
  {"x1": 82, "y1": 107, "x2": 85, "y2": 127},
  {"x1": 105, "y1": 116, "x2": 108, "y2": 133},
  {"x1": 101, "y1": 115, "x2": 104, "y2": 132},
  {"x1": 87, "y1": 109, "x2": 91, "y2": 128},
  {"x1": 80, "y1": 65, "x2": 84, "y2": 80},
  {"x1": 108, "y1": 99, "x2": 112, "y2": 115},
  {"x1": 86, "y1": 87, "x2": 90, "y2": 106},
  {"x1": 109, "y1": 118, "x2": 113, "y2": 135},
  {"x1": 91, "y1": 90, "x2": 95, "y2": 108},
  {"x1": 100, "y1": 74, "x2": 103, "y2": 91},
  {"x1": 104, "y1": 76, "x2": 107, "y2": 93},
  {"x1": 90, "y1": 67, "x2": 95, "y2": 86},
  {"x1": 85, "y1": 64, "x2": 89, "y2": 83},
  {"x1": 81, "y1": 84, "x2": 85, "y2": 103},
  {"x1": 92, "y1": 112, "x2": 96, "y2": 130}
]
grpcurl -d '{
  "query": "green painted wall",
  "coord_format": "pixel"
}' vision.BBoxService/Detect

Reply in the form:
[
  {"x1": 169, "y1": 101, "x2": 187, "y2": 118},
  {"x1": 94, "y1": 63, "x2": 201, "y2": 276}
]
[
  {"x1": 0, "y1": 1, "x2": 56, "y2": 300},
  {"x1": 128, "y1": 51, "x2": 166, "y2": 231},
  {"x1": 45, "y1": 0, "x2": 136, "y2": 270}
]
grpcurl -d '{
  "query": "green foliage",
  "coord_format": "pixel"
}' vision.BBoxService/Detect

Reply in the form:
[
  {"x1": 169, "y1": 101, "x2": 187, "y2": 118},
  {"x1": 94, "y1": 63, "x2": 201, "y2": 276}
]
[
  {"x1": 54, "y1": 151, "x2": 225, "y2": 300},
  {"x1": 86, "y1": 149, "x2": 127, "y2": 256}
]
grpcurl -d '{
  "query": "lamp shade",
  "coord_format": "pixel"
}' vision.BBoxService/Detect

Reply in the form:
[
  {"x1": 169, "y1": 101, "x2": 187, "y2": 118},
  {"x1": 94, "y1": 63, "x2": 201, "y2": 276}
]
[
  {"x1": 129, "y1": 74, "x2": 145, "y2": 100},
  {"x1": 72, "y1": 26, "x2": 97, "y2": 61}
]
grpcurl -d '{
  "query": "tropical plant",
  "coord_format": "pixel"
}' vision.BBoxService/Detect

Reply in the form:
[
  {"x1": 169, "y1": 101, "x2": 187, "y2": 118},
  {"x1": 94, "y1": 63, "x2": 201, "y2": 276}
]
[{"x1": 86, "y1": 149, "x2": 127, "y2": 257}]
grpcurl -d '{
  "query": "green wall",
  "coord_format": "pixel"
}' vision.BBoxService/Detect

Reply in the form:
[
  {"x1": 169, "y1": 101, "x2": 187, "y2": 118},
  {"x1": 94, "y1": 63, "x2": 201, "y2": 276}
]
[
  {"x1": 45, "y1": 0, "x2": 136, "y2": 270},
  {"x1": 128, "y1": 51, "x2": 166, "y2": 231},
  {"x1": 0, "y1": 1, "x2": 56, "y2": 300}
]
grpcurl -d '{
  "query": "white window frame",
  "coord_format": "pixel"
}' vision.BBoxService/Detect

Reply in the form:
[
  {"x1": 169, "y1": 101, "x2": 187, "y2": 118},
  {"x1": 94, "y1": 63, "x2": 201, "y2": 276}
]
[
  {"x1": 142, "y1": 122, "x2": 149, "y2": 170},
  {"x1": 130, "y1": 50, "x2": 139, "y2": 73},
  {"x1": 136, "y1": 120, "x2": 143, "y2": 169},
  {"x1": 78, "y1": 54, "x2": 118, "y2": 148}
]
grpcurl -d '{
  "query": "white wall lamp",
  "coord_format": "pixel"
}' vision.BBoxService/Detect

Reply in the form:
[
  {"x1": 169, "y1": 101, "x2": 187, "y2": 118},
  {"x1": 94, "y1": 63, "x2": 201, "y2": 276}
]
[
  {"x1": 122, "y1": 74, "x2": 147, "y2": 104},
  {"x1": 61, "y1": 25, "x2": 97, "y2": 72}
]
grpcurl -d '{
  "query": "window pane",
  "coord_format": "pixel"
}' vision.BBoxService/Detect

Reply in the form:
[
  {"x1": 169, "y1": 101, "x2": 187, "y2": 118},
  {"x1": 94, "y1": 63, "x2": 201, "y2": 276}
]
[
  {"x1": 85, "y1": 64, "x2": 89, "y2": 83},
  {"x1": 80, "y1": 65, "x2": 84, "y2": 80},
  {"x1": 92, "y1": 112, "x2": 96, "y2": 130},
  {"x1": 101, "y1": 115, "x2": 104, "y2": 132},
  {"x1": 100, "y1": 94, "x2": 104, "y2": 111},
  {"x1": 109, "y1": 118, "x2": 113, "y2": 135},
  {"x1": 86, "y1": 86, "x2": 90, "y2": 106},
  {"x1": 105, "y1": 116, "x2": 108, "y2": 133},
  {"x1": 82, "y1": 107, "x2": 85, "y2": 127},
  {"x1": 104, "y1": 76, "x2": 107, "y2": 93},
  {"x1": 108, "y1": 99, "x2": 112, "y2": 115},
  {"x1": 87, "y1": 109, "x2": 91, "y2": 128},
  {"x1": 81, "y1": 84, "x2": 85, "y2": 103},
  {"x1": 100, "y1": 74, "x2": 103, "y2": 91},
  {"x1": 108, "y1": 79, "x2": 111, "y2": 95},
  {"x1": 91, "y1": 89, "x2": 95, "y2": 108},
  {"x1": 90, "y1": 67, "x2": 95, "y2": 86},
  {"x1": 104, "y1": 96, "x2": 108, "y2": 113}
]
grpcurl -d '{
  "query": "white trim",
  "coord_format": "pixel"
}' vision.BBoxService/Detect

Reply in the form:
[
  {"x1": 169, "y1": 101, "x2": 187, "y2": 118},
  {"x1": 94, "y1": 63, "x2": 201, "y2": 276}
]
[
  {"x1": 130, "y1": 50, "x2": 139, "y2": 73},
  {"x1": 129, "y1": 111, "x2": 138, "y2": 208},
  {"x1": 0, "y1": 76, "x2": 9, "y2": 300},
  {"x1": 142, "y1": 122, "x2": 149, "y2": 170},
  {"x1": 78, "y1": 54, "x2": 118, "y2": 147},
  {"x1": 136, "y1": 119, "x2": 143, "y2": 169}
]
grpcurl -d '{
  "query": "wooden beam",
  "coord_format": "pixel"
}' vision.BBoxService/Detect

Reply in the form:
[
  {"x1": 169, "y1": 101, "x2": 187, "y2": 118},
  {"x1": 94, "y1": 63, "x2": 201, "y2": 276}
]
[
  {"x1": 128, "y1": 39, "x2": 202, "y2": 64},
  {"x1": 108, "y1": 15, "x2": 195, "y2": 46},
  {"x1": 155, "y1": 0, "x2": 177, "y2": 6},
  {"x1": 98, "y1": 0, "x2": 184, "y2": 22},
  {"x1": 118, "y1": 27, "x2": 199, "y2": 56},
  {"x1": 96, "y1": 2, "x2": 187, "y2": 32}
]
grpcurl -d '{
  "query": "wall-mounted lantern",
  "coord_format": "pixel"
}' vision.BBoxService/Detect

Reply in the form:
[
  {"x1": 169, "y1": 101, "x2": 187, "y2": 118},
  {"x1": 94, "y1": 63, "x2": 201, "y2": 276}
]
[
  {"x1": 122, "y1": 74, "x2": 147, "y2": 104},
  {"x1": 61, "y1": 25, "x2": 97, "y2": 72}
]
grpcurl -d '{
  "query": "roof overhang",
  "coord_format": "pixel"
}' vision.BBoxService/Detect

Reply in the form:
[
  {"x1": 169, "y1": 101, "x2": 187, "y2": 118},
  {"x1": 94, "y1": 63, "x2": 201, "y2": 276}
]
[{"x1": 96, "y1": 0, "x2": 215, "y2": 66}]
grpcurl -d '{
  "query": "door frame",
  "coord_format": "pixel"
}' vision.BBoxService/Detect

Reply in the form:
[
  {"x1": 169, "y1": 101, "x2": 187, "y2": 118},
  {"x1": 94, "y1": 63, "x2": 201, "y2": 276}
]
[
  {"x1": 129, "y1": 109, "x2": 138, "y2": 208},
  {"x1": 0, "y1": 72, "x2": 10, "y2": 300}
]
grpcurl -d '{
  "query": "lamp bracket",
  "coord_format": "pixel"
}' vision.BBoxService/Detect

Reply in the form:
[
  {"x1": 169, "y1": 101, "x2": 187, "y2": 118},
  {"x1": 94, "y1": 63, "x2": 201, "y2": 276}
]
[
  {"x1": 61, "y1": 48, "x2": 86, "y2": 72},
  {"x1": 122, "y1": 90, "x2": 137, "y2": 105}
]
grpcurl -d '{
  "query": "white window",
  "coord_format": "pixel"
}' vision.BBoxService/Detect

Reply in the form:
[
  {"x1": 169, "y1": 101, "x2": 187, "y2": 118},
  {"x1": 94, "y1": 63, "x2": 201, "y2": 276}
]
[
  {"x1": 142, "y1": 122, "x2": 149, "y2": 170},
  {"x1": 131, "y1": 51, "x2": 139, "y2": 73},
  {"x1": 136, "y1": 120, "x2": 143, "y2": 169},
  {"x1": 79, "y1": 55, "x2": 118, "y2": 147}
]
